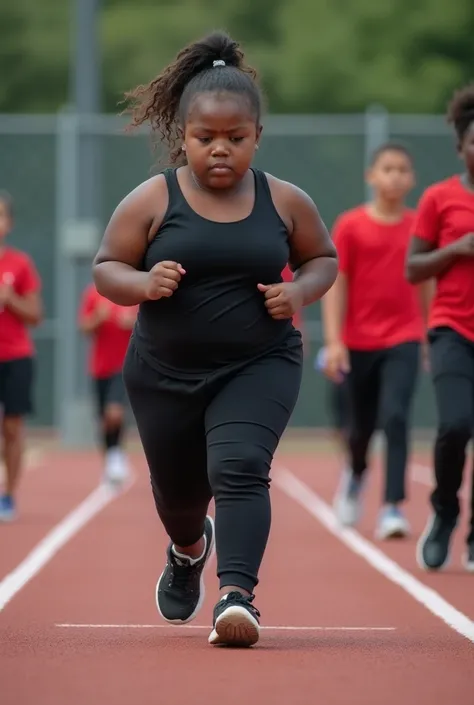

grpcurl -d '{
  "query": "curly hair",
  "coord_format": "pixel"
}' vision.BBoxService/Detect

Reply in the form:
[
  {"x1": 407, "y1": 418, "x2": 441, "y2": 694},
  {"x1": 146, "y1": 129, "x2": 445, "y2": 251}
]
[
  {"x1": 122, "y1": 30, "x2": 263, "y2": 165},
  {"x1": 447, "y1": 83, "x2": 474, "y2": 143}
]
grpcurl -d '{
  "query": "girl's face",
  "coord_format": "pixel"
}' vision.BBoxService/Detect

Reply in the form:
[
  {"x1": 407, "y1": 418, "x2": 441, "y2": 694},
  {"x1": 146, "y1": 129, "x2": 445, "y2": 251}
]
[
  {"x1": 460, "y1": 121, "x2": 474, "y2": 180},
  {"x1": 183, "y1": 91, "x2": 261, "y2": 190},
  {"x1": 0, "y1": 200, "x2": 12, "y2": 241}
]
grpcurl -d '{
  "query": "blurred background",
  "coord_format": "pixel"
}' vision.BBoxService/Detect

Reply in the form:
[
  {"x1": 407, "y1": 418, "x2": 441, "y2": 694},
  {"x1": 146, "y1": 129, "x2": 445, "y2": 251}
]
[{"x1": 1, "y1": 0, "x2": 472, "y2": 446}]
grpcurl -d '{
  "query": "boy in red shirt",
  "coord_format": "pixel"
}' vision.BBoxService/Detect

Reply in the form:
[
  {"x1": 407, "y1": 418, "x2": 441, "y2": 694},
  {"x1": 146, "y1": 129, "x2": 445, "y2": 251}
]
[
  {"x1": 0, "y1": 191, "x2": 43, "y2": 521},
  {"x1": 322, "y1": 144, "x2": 431, "y2": 540},
  {"x1": 79, "y1": 284, "x2": 138, "y2": 485},
  {"x1": 406, "y1": 84, "x2": 474, "y2": 573}
]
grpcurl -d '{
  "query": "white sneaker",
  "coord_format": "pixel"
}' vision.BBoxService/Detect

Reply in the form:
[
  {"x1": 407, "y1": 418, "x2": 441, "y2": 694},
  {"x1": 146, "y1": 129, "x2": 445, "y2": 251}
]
[
  {"x1": 463, "y1": 543, "x2": 474, "y2": 572},
  {"x1": 375, "y1": 505, "x2": 410, "y2": 540},
  {"x1": 333, "y1": 468, "x2": 364, "y2": 527},
  {"x1": 103, "y1": 448, "x2": 129, "y2": 486}
]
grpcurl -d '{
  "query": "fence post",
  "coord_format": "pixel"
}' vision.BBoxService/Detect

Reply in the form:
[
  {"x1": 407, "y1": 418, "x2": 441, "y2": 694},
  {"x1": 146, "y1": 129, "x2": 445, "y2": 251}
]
[
  {"x1": 54, "y1": 110, "x2": 100, "y2": 447},
  {"x1": 364, "y1": 104, "x2": 390, "y2": 200}
]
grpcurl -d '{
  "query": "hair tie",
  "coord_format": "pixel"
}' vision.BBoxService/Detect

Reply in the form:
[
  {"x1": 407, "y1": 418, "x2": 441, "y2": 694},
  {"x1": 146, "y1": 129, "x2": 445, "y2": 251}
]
[{"x1": 213, "y1": 59, "x2": 226, "y2": 68}]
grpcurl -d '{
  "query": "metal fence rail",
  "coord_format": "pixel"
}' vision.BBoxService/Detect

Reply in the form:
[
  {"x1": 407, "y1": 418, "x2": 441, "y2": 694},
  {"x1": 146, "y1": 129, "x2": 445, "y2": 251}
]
[{"x1": 0, "y1": 109, "x2": 455, "y2": 443}]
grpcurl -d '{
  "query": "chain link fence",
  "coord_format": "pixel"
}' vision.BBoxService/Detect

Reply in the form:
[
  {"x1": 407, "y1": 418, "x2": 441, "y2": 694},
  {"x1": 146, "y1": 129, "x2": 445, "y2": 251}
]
[{"x1": 0, "y1": 109, "x2": 460, "y2": 444}]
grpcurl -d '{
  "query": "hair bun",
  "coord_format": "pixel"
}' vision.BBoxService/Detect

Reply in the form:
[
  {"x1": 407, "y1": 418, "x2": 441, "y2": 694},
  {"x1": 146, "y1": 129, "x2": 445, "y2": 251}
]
[{"x1": 193, "y1": 30, "x2": 243, "y2": 71}]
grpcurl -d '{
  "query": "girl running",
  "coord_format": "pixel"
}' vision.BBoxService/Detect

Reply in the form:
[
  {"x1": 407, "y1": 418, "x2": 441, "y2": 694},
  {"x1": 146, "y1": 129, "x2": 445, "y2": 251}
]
[
  {"x1": 0, "y1": 191, "x2": 43, "y2": 521},
  {"x1": 406, "y1": 83, "x2": 474, "y2": 573},
  {"x1": 79, "y1": 283, "x2": 137, "y2": 485},
  {"x1": 92, "y1": 30, "x2": 337, "y2": 647}
]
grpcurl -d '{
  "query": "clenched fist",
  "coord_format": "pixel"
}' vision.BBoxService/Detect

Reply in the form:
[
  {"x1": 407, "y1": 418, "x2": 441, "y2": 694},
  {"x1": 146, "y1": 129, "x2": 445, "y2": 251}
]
[
  {"x1": 257, "y1": 281, "x2": 304, "y2": 320},
  {"x1": 145, "y1": 261, "x2": 186, "y2": 300}
]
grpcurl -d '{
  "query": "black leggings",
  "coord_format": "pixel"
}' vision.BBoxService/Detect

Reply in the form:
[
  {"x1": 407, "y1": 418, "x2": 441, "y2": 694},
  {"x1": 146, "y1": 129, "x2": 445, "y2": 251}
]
[
  {"x1": 123, "y1": 341, "x2": 302, "y2": 594},
  {"x1": 347, "y1": 342, "x2": 420, "y2": 504},
  {"x1": 429, "y1": 327, "x2": 474, "y2": 541}
]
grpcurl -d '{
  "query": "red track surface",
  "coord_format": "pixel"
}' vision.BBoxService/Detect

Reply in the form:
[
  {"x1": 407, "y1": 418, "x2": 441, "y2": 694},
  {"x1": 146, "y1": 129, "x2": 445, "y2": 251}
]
[{"x1": 1, "y1": 442, "x2": 472, "y2": 704}]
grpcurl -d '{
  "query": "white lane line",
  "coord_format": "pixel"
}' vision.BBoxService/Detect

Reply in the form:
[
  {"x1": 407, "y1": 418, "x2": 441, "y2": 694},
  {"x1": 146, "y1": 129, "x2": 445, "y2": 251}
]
[
  {"x1": 0, "y1": 478, "x2": 135, "y2": 612},
  {"x1": 56, "y1": 623, "x2": 396, "y2": 632},
  {"x1": 274, "y1": 467, "x2": 474, "y2": 644}
]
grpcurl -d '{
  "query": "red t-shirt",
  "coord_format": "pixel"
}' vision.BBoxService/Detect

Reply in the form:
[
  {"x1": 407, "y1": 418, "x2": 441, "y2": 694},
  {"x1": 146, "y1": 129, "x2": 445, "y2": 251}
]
[
  {"x1": 0, "y1": 246, "x2": 41, "y2": 362},
  {"x1": 79, "y1": 284, "x2": 138, "y2": 379},
  {"x1": 333, "y1": 206, "x2": 424, "y2": 350},
  {"x1": 281, "y1": 264, "x2": 303, "y2": 331},
  {"x1": 412, "y1": 175, "x2": 474, "y2": 342}
]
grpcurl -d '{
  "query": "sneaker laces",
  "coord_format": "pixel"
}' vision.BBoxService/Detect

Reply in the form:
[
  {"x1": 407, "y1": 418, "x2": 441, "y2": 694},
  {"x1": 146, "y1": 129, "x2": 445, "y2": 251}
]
[
  {"x1": 224, "y1": 591, "x2": 261, "y2": 619},
  {"x1": 168, "y1": 554, "x2": 201, "y2": 593}
]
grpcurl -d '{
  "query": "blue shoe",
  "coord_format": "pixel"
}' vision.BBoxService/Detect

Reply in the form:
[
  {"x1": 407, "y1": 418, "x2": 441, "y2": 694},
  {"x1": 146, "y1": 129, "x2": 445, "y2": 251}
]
[
  {"x1": 0, "y1": 495, "x2": 16, "y2": 522},
  {"x1": 376, "y1": 505, "x2": 410, "y2": 540}
]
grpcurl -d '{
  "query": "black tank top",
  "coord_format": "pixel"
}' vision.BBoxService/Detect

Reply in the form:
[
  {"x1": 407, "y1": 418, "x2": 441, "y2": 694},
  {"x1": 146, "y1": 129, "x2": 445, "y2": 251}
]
[{"x1": 133, "y1": 167, "x2": 301, "y2": 377}]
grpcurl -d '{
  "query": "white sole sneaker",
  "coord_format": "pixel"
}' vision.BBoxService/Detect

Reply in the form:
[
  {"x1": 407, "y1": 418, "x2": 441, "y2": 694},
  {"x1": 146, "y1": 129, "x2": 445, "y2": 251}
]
[
  {"x1": 103, "y1": 451, "x2": 130, "y2": 486},
  {"x1": 416, "y1": 513, "x2": 454, "y2": 572},
  {"x1": 462, "y1": 551, "x2": 474, "y2": 573},
  {"x1": 333, "y1": 468, "x2": 364, "y2": 527},
  {"x1": 208, "y1": 605, "x2": 260, "y2": 647},
  {"x1": 375, "y1": 515, "x2": 410, "y2": 541},
  {"x1": 155, "y1": 515, "x2": 215, "y2": 625}
]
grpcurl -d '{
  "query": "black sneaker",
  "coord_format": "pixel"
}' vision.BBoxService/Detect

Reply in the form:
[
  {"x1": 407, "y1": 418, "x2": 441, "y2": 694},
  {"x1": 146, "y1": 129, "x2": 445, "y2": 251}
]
[
  {"x1": 208, "y1": 591, "x2": 261, "y2": 647},
  {"x1": 463, "y1": 541, "x2": 474, "y2": 573},
  {"x1": 416, "y1": 513, "x2": 457, "y2": 571},
  {"x1": 156, "y1": 515, "x2": 215, "y2": 624}
]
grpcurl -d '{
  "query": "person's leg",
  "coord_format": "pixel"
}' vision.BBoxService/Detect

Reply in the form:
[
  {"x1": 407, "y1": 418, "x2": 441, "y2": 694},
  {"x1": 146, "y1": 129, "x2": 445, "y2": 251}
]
[
  {"x1": 0, "y1": 357, "x2": 34, "y2": 522},
  {"x1": 205, "y1": 346, "x2": 302, "y2": 646},
  {"x1": 333, "y1": 349, "x2": 380, "y2": 526},
  {"x1": 123, "y1": 344, "x2": 214, "y2": 623},
  {"x1": 326, "y1": 378, "x2": 350, "y2": 458},
  {"x1": 417, "y1": 328, "x2": 474, "y2": 570},
  {"x1": 375, "y1": 342, "x2": 419, "y2": 539},
  {"x1": 100, "y1": 373, "x2": 129, "y2": 485}
]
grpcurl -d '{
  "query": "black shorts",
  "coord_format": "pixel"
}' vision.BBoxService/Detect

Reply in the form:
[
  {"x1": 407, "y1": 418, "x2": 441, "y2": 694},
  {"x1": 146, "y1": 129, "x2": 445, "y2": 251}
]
[
  {"x1": 326, "y1": 377, "x2": 350, "y2": 431},
  {"x1": 94, "y1": 373, "x2": 127, "y2": 417},
  {"x1": 0, "y1": 356, "x2": 34, "y2": 417}
]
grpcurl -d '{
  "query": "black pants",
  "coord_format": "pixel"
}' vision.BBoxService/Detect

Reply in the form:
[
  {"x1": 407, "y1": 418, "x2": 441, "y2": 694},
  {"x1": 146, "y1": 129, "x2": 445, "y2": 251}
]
[
  {"x1": 123, "y1": 340, "x2": 302, "y2": 594},
  {"x1": 347, "y1": 342, "x2": 420, "y2": 504},
  {"x1": 429, "y1": 327, "x2": 474, "y2": 542},
  {"x1": 326, "y1": 377, "x2": 350, "y2": 435},
  {"x1": 94, "y1": 373, "x2": 127, "y2": 418}
]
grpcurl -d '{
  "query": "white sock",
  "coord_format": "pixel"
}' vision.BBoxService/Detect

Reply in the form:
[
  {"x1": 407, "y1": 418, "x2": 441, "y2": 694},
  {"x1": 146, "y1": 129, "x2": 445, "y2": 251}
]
[{"x1": 172, "y1": 534, "x2": 207, "y2": 565}]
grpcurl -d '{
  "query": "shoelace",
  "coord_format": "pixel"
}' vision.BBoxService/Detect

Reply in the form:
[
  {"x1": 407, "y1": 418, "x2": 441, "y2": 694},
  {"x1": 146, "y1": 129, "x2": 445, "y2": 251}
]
[
  {"x1": 223, "y1": 591, "x2": 261, "y2": 619},
  {"x1": 168, "y1": 555, "x2": 202, "y2": 593}
]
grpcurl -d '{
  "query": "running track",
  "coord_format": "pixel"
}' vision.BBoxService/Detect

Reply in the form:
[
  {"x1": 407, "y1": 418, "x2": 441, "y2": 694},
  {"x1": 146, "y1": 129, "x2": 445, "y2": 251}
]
[{"x1": 0, "y1": 437, "x2": 472, "y2": 704}]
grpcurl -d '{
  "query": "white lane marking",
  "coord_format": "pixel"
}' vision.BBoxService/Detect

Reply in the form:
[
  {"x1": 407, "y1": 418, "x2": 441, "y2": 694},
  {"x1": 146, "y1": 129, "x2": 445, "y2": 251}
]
[
  {"x1": 0, "y1": 478, "x2": 135, "y2": 612},
  {"x1": 56, "y1": 623, "x2": 396, "y2": 632},
  {"x1": 275, "y1": 467, "x2": 474, "y2": 644}
]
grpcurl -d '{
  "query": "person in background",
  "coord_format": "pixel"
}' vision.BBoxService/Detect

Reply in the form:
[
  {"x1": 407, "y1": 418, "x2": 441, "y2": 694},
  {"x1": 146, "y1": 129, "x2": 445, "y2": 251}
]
[
  {"x1": 78, "y1": 282, "x2": 137, "y2": 485},
  {"x1": 0, "y1": 191, "x2": 43, "y2": 521},
  {"x1": 406, "y1": 83, "x2": 474, "y2": 573},
  {"x1": 322, "y1": 143, "x2": 432, "y2": 540}
]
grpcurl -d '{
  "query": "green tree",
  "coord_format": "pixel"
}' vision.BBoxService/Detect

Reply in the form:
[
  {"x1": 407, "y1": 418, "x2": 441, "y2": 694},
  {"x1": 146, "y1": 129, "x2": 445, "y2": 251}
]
[{"x1": 0, "y1": 0, "x2": 473, "y2": 114}]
